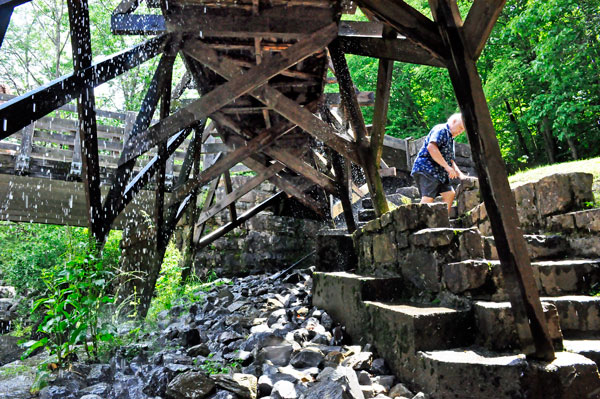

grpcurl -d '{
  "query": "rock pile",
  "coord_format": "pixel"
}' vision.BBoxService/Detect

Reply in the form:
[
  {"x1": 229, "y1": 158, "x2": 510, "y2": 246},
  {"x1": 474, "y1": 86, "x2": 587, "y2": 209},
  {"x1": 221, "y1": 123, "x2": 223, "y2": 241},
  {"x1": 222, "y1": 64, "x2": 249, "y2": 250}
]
[{"x1": 33, "y1": 269, "x2": 428, "y2": 399}]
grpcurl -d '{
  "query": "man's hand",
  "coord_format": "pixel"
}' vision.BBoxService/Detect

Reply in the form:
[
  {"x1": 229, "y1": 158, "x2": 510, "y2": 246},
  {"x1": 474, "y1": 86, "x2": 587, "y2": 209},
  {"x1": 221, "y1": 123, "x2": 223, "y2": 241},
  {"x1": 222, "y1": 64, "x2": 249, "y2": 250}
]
[{"x1": 445, "y1": 166, "x2": 459, "y2": 179}]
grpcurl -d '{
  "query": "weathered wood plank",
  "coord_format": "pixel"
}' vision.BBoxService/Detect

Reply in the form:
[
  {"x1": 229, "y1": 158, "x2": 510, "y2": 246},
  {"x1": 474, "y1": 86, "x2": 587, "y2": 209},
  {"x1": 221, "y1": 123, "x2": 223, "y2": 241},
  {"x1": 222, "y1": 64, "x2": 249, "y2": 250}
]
[
  {"x1": 223, "y1": 170, "x2": 238, "y2": 221},
  {"x1": 14, "y1": 123, "x2": 34, "y2": 174},
  {"x1": 121, "y1": 23, "x2": 337, "y2": 164},
  {"x1": 355, "y1": 0, "x2": 446, "y2": 60},
  {"x1": 112, "y1": 0, "x2": 140, "y2": 15},
  {"x1": 0, "y1": 5, "x2": 14, "y2": 49},
  {"x1": 0, "y1": 35, "x2": 168, "y2": 139},
  {"x1": 428, "y1": 0, "x2": 553, "y2": 360},
  {"x1": 330, "y1": 149, "x2": 356, "y2": 233},
  {"x1": 463, "y1": 0, "x2": 506, "y2": 59},
  {"x1": 182, "y1": 37, "x2": 361, "y2": 165}
]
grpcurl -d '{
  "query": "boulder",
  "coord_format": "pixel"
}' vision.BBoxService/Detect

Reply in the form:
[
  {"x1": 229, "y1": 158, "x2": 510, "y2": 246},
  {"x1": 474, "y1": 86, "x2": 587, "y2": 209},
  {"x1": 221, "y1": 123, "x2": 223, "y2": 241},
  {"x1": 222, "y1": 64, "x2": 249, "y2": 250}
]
[
  {"x1": 166, "y1": 371, "x2": 215, "y2": 399},
  {"x1": 212, "y1": 373, "x2": 258, "y2": 399}
]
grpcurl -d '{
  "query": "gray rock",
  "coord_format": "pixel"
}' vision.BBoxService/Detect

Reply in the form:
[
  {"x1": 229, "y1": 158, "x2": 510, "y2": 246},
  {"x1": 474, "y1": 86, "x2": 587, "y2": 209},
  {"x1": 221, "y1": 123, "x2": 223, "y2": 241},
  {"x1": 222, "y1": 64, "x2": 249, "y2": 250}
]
[
  {"x1": 316, "y1": 367, "x2": 364, "y2": 399},
  {"x1": 80, "y1": 382, "x2": 112, "y2": 396},
  {"x1": 243, "y1": 333, "x2": 286, "y2": 351},
  {"x1": 361, "y1": 384, "x2": 374, "y2": 399},
  {"x1": 87, "y1": 364, "x2": 113, "y2": 384},
  {"x1": 411, "y1": 393, "x2": 428, "y2": 399},
  {"x1": 357, "y1": 371, "x2": 371, "y2": 385},
  {"x1": 80, "y1": 395, "x2": 103, "y2": 399},
  {"x1": 290, "y1": 348, "x2": 324, "y2": 368},
  {"x1": 188, "y1": 343, "x2": 211, "y2": 357},
  {"x1": 268, "y1": 309, "x2": 288, "y2": 326},
  {"x1": 342, "y1": 352, "x2": 373, "y2": 370},
  {"x1": 166, "y1": 371, "x2": 215, "y2": 399},
  {"x1": 369, "y1": 359, "x2": 388, "y2": 375},
  {"x1": 39, "y1": 386, "x2": 77, "y2": 399},
  {"x1": 209, "y1": 390, "x2": 240, "y2": 399},
  {"x1": 374, "y1": 376, "x2": 395, "y2": 390},
  {"x1": 389, "y1": 383, "x2": 413, "y2": 398},
  {"x1": 320, "y1": 312, "x2": 334, "y2": 330},
  {"x1": 211, "y1": 373, "x2": 258, "y2": 399},
  {"x1": 271, "y1": 380, "x2": 298, "y2": 399},
  {"x1": 256, "y1": 345, "x2": 294, "y2": 366}
]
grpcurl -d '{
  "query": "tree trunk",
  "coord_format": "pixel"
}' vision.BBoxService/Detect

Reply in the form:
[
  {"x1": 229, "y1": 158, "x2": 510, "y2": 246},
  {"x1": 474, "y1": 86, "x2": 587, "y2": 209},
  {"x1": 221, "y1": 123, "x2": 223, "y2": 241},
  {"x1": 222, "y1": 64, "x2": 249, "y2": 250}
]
[
  {"x1": 504, "y1": 99, "x2": 530, "y2": 158},
  {"x1": 565, "y1": 135, "x2": 579, "y2": 160},
  {"x1": 540, "y1": 117, "x2": 557, "y2": 163}
]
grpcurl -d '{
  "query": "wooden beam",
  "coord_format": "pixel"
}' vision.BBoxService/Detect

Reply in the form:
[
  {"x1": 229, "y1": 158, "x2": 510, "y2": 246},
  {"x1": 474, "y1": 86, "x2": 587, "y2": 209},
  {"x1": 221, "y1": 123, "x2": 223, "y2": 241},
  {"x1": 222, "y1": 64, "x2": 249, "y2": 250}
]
[
  {"x1": 196, "y1": 192, "x2": 285, "y2": 249},
  {"x1": 428, "y1": 0, "x2": 554, "y2": 361},
  {"x1": 111, "y1": 14, "x2": 165, "y2": 35},
  {"x1": 196, "y1": 162, "x2": 283, "y2": 226},
  {"x1": 14, "y1": 123, "x2": 34, "y2": 174},
  {"x1": 100, "y1": 54, "x2": 177, "y2": 238},
  {"x1": 67, "y1": 0, "x2": 103, "y2": 240},
  {"x1": 0, "y1": 5, "x2": 13, "y2": 49},
  {"x1": 170, "y1": 122, "x2": 293, "y2": 205},
  {"x1": 112, "y1": 0, "x2": 140, "y2": 15},
  {"x1": 0, "y1": 35, "x2": 168, "y2": 139},
  {"x1": 223, "y1": 170, "x2": 238, "y2": 222},
  {"x1": 211, "y1": 112, "x2": 337, "y2": 195},
  {"x1": 463, "y1": 0, "x2": 506, "y2": 59},
  {"x1": 182, "y1": 38, "x2": 361, "y2": 165},
  {"x1": 325, "y1": 92, "x2": 375, "y2": 107},
  {"x1": 191, "y1": 165, "x2": 221, "y2": 245},
  {"x1": 120, "y1": 23, "x2": 337, "y2": 164},
  {"x1": 370, "y1": 27, "x2": 396, "y2": 167},
  {"x1": 329, "y1": 39, "x2": 389, "y2": 217},
  {"x1": 330, "y1": 150, "x2": 356, "y2": 233},
  {"x1": 355, "y1": 0, "x2": 447, "y2": 60}
]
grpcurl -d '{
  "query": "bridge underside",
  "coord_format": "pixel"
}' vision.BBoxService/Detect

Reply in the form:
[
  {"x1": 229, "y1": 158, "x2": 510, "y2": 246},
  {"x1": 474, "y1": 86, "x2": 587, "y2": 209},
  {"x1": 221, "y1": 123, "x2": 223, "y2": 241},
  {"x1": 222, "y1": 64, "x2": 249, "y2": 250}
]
[{"x1": 0, "y1": 0, "x2": 558, "y2": 359}]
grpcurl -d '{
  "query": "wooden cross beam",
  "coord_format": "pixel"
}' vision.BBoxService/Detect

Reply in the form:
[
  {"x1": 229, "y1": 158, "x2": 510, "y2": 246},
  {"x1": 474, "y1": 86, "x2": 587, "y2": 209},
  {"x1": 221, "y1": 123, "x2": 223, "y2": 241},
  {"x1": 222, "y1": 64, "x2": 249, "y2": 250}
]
[
  {"x1": 67, "y1": 0, "x2": 103, "y2": 240},
  {"x1": 169, "y1": 122, "x2": 294, "y2": 205},
  {"x1": 181, "y1": 38, "x2": 361, "y2": 165},
  {"x1": 355, "y1": 0, "x2": 447, "y2": 59},
  {"x1": 428, "y1": 0, "x2": 554, "y2": 361},
  {"x1": 191, "y1": 153, "x2": 223, "y2": 245},
  {"x1": 211, "y1": 112, "x2": 338, "y2": 195},
  {"x1": 329, "y1": 39, "x2": 389, "y2": 217},
  {"x1": 196, "y1": 191, "x2": 285, "y2": 250},
  {"x1": 0, "y1": 35, "x2": 168, "y2": 139},
  {"x1": 119, "y1": 23, "x2": 338, "y2": 164},
  {"x1": 463, "y1": 0, "x2": 507, "y2": 59}
]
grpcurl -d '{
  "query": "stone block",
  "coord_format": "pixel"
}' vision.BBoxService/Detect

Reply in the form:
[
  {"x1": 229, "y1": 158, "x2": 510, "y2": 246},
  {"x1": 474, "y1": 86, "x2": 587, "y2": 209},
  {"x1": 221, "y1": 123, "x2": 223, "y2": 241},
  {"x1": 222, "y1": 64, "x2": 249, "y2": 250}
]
[
  {"x1": 360, "y1": 236, "x2": 373, "y2": 268},
  {"x1": 541, "y1": 296, "x2": 600, "y2": 334},
  {"x1": 536, "y1": 260, "x2": 600, "y2": 296},
  {"x1": 442, "y1": 260, "x2": 490, "y2": 294},
  {"x1": 418, "y1": 203, "x2": 449, "y2": 229},
  {"x1": 546, "y1": 213, "x2": 575, "y2": 233},
  {"x1": 458, "y1": 228, "x2": 484, "y2": 260},
  {"x1": 473, "y1": 301, "x2": 563, "y2": 351},
  {"x1": 409, "y1": 228, "x2": 454, "y2": 248},
  {"x1": 359, "y1": 209, "x2": 377, "y2": 222},
  {"x1": 373, "y1": 233, "x2": 397, "y2": 264},
  {"x1": 401, "y1": 249, "x2": 441, "y2": 292},
  {"x1": 569, "y1": 172, "x2": 594, "y2": 205},
  {"x1": 535, "y1": 173, "x2": 573, "y2": 217},
  {"x1": 380, "y1": 212, "x2": 393, "y2": 228},
  {"x1": 391, "y1": 204, "x2": 418, "y2": 232},
  {"x1": 568, "y1": 236, "x2": 600, "y2": 258},
  {"x1": 573, "y1": 208, "x2": 600, "y2": 232},
  {"x1": 364, "y1": 219, "x2": 381, "y2": 233},
  {"x1": 512, "y1": 182, "x2": 537, "y2": 226},
  {"x1": 457, "y1": 189, "x2": 480, "y2": 216},
  {"x1": 395, "y1": 232, "x2": 409, "y2": 249},
  {"x1": 312, "y1": 272, "x2": 403, "y2": 340},
  {"x1": 395, "y1": 186, "x2": 419, "y2": 199},
  {"x1": 316, "y1": 230, "x2": 358, "y2": 272},
  {"x1": 483, "y1": 236, "x2": 498, "y2": 260}
]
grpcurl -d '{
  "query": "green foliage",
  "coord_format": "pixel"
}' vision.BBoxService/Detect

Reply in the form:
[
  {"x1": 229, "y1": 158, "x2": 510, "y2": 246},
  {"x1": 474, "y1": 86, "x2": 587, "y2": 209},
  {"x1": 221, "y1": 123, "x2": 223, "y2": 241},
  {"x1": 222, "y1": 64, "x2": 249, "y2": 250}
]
[
  {"x1": 196, "y1": 356, "x2": 243, "y2": 375},
  {"x1": 23, "y1": 243, "x2": 115, "y2": 368}
]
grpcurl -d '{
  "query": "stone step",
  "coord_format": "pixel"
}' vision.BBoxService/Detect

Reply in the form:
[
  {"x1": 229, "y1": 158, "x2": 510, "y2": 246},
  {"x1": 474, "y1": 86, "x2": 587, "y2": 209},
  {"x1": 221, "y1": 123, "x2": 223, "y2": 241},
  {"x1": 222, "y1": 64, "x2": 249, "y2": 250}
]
[
  {"x1": 483, "y1": 234, "x2": 569, "y2": 261},
  {"x1": 415, "y1": 349, "x2": 600, "y2": 399},
  {"x1": 312, "y1": 272, "x2": 404, "y2": 340},
  {"x1": 563, "y1": 339, "x2": 600, "y2": 368},
  {"x1": 442, "y1": 259, "x2": 600, "y2": 299},
  {"x1": 472, "y1": 300, "x2": 563, "y2": 351},
  {"x1": 547, "y1": 207, "x2": 600, "y2": 234},
  {"x1": 541, "y1": 295, "x2": 600, "y2": 335},
  {"x1": 363, "y1": 301, "x2": 474, "y2": 354}
]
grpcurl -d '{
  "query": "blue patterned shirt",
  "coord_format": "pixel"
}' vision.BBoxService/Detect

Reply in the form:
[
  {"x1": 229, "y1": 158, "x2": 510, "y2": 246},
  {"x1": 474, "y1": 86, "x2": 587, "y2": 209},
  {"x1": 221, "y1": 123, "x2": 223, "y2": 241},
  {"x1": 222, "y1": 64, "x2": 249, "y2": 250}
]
[{"x1": 411, "y1": 123, "x2": 455, "y2": 184}]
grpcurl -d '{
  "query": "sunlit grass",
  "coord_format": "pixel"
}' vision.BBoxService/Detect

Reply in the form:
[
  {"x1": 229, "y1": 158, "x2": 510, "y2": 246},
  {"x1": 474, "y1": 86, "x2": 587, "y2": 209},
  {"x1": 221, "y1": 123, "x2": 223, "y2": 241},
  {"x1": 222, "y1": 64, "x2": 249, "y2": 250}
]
[{"x1": 509, "y1": 157, "x2": 600, "y2": 187}]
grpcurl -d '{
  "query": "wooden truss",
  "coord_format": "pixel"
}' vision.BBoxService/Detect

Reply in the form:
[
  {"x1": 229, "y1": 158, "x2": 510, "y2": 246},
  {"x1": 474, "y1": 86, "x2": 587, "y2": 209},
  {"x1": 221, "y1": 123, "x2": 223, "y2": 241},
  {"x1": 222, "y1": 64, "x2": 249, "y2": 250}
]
[{"x1": 0, "y1": 0, "x2": 554, "y2": 359}]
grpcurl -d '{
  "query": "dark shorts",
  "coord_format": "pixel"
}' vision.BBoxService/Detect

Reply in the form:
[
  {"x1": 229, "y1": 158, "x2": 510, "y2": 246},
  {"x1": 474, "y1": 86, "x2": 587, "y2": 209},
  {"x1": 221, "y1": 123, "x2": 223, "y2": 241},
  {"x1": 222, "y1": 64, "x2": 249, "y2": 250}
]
[{"x1": 413, "y1": 172, "x2": 453, "y2": 198}]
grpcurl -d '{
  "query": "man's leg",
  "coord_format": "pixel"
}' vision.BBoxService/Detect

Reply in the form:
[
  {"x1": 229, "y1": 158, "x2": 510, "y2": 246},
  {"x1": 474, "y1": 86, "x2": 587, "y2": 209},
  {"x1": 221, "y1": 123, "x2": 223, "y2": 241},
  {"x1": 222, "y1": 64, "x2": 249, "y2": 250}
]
[
  {"x1": 440, "y1": 190, "x2": 455, "y2": 213},
  {"x1": 420, "y1": 196, "x2": 434, "y2": 204}
]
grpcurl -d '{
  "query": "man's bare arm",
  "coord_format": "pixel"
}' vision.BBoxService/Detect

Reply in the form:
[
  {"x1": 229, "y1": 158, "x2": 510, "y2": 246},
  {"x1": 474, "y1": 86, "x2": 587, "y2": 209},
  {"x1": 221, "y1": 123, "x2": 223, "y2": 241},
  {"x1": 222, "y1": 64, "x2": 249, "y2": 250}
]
[{"x1": 427, "y1": 142, "x2": 458, "y2": 179}]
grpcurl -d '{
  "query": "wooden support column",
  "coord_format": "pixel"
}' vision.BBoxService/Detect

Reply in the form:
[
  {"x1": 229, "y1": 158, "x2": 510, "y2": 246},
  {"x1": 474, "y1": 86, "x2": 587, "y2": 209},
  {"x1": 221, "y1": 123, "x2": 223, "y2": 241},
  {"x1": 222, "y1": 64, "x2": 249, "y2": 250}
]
[
  {"x1": 330, "y1": 150, "x2": 356, "y2": 233},
  {"x1": 155, "y1": 57, "x2": 174, "y2": 252},
  {"x1": 328, "y1": 39, "x2": 389, "y2": 217},
  {"x1": 428, "y1": 0, "x2": 554, "y2": 360},
  {"x1": 370, "y1": 27, "x2": 396, "y2": 168},
  {"x1": 14, "y1": 123, "x2": 34, "y2": 175},
  {"x1": 67, "y1": 0, "x2": 103, "y2": 241},
  {"x1": 223, "y1": 171, "x2": 238, "y2": 222}
]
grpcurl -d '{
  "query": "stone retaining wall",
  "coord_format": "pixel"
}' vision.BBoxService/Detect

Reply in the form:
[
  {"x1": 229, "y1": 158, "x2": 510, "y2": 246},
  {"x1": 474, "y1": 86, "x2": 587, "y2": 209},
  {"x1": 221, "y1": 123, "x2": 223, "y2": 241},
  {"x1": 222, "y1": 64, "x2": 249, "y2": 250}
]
[{"x1": 353, "y1": 203, "x2": 484, "y2": 297}]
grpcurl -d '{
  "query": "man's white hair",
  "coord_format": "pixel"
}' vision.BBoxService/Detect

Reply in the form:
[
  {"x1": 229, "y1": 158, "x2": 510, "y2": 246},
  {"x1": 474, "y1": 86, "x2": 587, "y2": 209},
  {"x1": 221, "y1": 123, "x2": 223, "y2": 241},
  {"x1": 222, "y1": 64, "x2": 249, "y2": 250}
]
[{"x1": 447, "y1": 113, "x2": 464, "y2": 126}]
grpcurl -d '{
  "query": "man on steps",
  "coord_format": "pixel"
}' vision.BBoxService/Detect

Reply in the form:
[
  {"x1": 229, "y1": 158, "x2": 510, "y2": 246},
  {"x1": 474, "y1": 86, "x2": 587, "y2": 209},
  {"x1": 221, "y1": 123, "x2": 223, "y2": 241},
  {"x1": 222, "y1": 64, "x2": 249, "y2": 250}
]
[{"x1": 411, "y1": 113, "x2": 467, "y2": 213}]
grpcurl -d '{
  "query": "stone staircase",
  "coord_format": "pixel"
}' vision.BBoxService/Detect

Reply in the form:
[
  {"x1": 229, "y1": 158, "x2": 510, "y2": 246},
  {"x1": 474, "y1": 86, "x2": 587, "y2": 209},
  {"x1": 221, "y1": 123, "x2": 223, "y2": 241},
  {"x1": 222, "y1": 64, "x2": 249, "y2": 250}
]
[{"x1": 314, "y1": 172, "x2": 600, "y2": 398}]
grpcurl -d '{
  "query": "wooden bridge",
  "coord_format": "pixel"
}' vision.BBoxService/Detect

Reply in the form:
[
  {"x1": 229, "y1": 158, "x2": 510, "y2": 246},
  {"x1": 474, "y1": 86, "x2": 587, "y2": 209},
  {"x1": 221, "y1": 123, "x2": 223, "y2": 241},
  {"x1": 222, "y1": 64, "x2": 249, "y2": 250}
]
[{"x1": 0, "y1": 0, "x2": 558, "y2": 360}]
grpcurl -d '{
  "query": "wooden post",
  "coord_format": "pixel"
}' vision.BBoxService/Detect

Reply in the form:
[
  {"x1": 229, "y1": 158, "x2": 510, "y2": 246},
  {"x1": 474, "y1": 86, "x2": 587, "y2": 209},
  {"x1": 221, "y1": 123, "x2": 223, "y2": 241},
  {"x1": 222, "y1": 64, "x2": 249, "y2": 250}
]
[
  {"x1": 67, "y1": 0, "x2": 103, "y2": 241},
  {"x1": 223, "y1": 170, "x2": 238, "y2": 222},
  {"x1": 330, "y1": 150, "x2": 356, "y2": 233},
  {"x1": 14, "y1": 123, "x2": 34, "y2": 175},
  {"x1": 328, "y1": 39, "x2": 389, "y2": 218},
  {"x1": 428, "y1": 0, "x2": 554, "y2": 360}
]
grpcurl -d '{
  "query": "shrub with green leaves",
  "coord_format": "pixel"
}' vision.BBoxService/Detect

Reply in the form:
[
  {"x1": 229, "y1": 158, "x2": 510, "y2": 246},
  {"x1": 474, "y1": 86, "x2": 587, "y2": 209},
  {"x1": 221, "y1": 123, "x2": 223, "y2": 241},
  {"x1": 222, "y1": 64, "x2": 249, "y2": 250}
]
[{"x1": 25, "y1": 245, "x2": 115, "y2": 367}]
